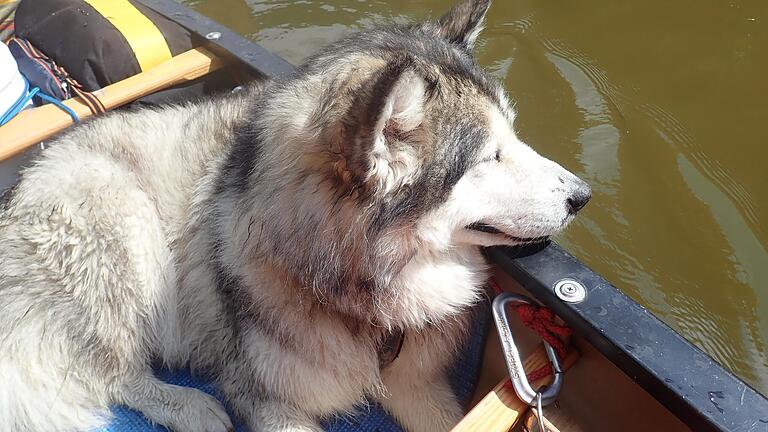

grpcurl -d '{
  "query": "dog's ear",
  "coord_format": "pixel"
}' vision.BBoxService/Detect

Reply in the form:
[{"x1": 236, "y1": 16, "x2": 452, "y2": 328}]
[
  {"x1": 424, "y1": 0, "x2": 491, "y2": 51},
  {"x1": 357, "y1": 58, "x2": 428, "y2": 195},
  {"x1": 368, "y1": 60, "x2": 427, "y2": 145}
]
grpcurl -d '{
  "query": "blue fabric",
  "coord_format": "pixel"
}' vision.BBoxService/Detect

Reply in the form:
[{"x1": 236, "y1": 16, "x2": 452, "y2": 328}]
[
  {"x1": 102, "y1": 304, "x2": 489, "y2": 432},
  {"x1": 7, "y1": 37, "x2": 68, "y2": 102}
]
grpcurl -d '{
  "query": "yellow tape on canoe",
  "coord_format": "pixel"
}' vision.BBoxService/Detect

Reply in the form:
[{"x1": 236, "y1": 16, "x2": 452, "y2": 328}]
[{"x1": 83, "y1": 0, "x2": 172, "y2": 71}]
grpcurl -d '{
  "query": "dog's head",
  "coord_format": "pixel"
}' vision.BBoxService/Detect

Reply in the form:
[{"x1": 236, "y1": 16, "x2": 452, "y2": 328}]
[
  {"x1": 290, "y1": 0, "x2": 590, "y2": 249},
  {"x1": 239, "y1": 0, "x2": 590, "y2": 318}
]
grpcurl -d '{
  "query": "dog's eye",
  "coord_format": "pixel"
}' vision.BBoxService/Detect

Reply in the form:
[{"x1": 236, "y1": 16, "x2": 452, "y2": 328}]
[{"x1": 481, "y1": 149, "x2": 502, "y2": 164}]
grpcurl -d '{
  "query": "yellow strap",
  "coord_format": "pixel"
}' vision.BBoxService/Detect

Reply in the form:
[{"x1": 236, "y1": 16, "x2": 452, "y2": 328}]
[{"x1": 83, "y1": 0, "x2": 172, "y2": 71}]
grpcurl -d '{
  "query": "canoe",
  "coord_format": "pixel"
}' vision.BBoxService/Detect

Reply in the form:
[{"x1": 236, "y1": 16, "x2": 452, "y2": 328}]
[{"x1": 1, "y1": 0, "x2": 767, "y2": 430}]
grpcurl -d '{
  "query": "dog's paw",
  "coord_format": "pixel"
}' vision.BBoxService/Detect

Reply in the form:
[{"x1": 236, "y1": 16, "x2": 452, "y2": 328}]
[
  {"x1": 184, "y1": 390, "x2": 234, "y2": 432},
  {"x1": 149, "y1": 387, "x2": 234, "y2": 432},
  {"x1": 175, "y1": 388, "x2": 233, "y2": 432}
]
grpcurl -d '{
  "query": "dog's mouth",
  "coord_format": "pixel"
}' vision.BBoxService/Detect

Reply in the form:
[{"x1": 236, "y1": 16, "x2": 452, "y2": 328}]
[{"x1": 465, "y1": 222, "x2": 550, "y2": 244}]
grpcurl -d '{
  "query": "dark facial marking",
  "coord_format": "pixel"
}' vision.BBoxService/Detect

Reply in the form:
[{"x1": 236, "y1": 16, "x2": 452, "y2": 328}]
[
  {"x1": 370, "y1": 117, "x2": 488, "y2": 233},
  {"x1": 442, "y1": 118, "x2": 488, "y2": 188}
]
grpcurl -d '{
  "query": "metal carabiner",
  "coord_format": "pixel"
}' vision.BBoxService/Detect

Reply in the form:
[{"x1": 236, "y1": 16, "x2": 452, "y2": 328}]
[
  {"x1": 535, "y1": 392, "x2": 547, "y2": 432},
  {"x1": 491, "y1": 292, "x2": 563, "y2": 407}
]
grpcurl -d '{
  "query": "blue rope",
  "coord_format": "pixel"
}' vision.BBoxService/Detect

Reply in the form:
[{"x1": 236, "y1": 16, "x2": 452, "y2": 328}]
[
  {"x1": 0, "y1": 76, "x2": 80, "y2": 126},
  {"x1": 0, "y1": 78, "x2": 32, "y2": 126},
  {"x1": 35, "y1": 91, "x2": 80, "y2": 123}
]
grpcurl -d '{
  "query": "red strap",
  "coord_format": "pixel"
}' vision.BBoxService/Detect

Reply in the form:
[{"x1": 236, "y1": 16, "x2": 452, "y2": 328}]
[{"x1": 489, "y1": 278, "x2": 571, "y2": 383}]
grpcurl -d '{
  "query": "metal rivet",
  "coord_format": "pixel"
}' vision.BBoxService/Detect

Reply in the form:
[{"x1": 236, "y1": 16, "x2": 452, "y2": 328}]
[
  {"x1": 554, "y1": 279, "x2": 586, "y2": 303},
  {"x1": 205, "y1": 31, "x2": 222, "y2": 40}
]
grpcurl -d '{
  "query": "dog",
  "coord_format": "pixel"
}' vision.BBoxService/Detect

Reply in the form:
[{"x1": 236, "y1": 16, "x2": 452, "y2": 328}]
[{"x1": 0, "y1": 0, "x2": 591, "y2": 430}]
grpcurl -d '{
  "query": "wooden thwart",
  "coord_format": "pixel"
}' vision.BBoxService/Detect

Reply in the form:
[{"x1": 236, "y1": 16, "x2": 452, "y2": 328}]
[
  {"x1": 452, "y1": 346, "x2": 579, "y2": 432},
  {"x1": 524, "y1": 410, "x2": 565, "y2": 432},
  {"x1": 0, "y1": 46, "x2": 227, "y2": 162}
]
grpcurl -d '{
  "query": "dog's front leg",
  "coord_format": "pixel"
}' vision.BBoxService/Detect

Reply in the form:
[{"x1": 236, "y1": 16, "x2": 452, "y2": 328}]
[
  {"x1": 378, "y1": 329, "x2": 465, "y2": 432},
  {"x1": 229, "y1": 395, "x2": 323, "y2": 432},
  {"x1": 379, "y1": 366, "x2": 463, "y2": 432},
  {"x1": 378, "y1": 314, "x2": 474, "y2": 431}
]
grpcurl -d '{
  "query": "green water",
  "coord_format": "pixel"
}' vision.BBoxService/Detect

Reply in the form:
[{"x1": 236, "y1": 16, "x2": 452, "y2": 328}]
[{"x1": 183, "y1": 0, "x2": 768, "y2": 394}]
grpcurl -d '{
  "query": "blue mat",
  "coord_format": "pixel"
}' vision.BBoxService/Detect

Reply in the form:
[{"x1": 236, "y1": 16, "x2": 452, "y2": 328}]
[{"x1": 101, "y1": 305, "x2": 489, "y2": 432}]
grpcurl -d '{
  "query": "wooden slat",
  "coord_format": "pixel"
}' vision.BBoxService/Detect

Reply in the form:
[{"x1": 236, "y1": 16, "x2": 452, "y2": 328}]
[
  {"x1": 524, "y1": 409, "x2": 582, "y2": 432},
  {"x1": 452, "y1": 347, "x2": 579, "y2": 432},
  {"x1": 0, "y1": 46, "x2": 227, "y2": 162}
]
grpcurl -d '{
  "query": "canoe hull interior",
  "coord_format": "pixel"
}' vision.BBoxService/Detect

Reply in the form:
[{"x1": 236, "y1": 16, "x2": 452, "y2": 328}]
[{"x1": 477, "y1": 272, "x2": 691, "y2": 431}]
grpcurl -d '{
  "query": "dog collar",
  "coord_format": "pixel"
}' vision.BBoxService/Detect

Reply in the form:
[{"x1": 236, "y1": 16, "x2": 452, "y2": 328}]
[{"x1": 378, "y1": 329, "x2": 404, "y2": 369}]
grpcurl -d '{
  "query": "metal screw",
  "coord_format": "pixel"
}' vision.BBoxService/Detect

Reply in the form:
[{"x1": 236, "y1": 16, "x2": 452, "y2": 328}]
[
  {"x1": 205, "y1": 31, "x2": 222, "y2": 40},
  {"x1": 554, "y1": 279, "x2": 586, "y2": 303}
]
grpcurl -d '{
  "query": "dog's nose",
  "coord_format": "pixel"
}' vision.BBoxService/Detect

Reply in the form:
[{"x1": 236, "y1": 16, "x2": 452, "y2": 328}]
[{"x1": 567, "y1": 185, "x2": 591, "y2": 214}]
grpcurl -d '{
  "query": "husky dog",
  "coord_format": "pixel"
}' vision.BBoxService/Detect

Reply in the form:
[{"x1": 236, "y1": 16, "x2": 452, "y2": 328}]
[{"x1": 0, "y1": 0, "x2": 590, "y2": 431}]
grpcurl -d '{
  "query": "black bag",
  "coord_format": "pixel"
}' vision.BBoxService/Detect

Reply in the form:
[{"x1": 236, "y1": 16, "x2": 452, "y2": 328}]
[{"x1": 14, "y1": 0, "x2": 197, "y2": 92}]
